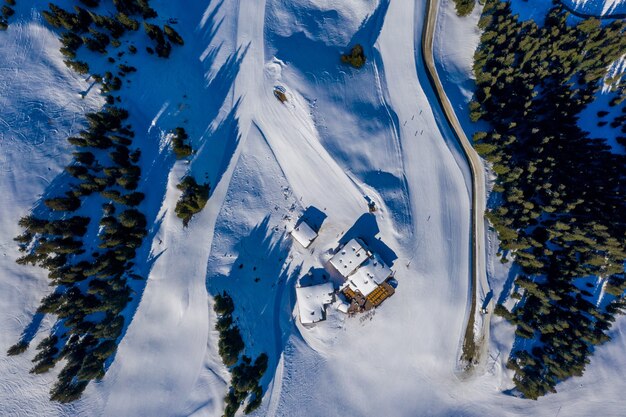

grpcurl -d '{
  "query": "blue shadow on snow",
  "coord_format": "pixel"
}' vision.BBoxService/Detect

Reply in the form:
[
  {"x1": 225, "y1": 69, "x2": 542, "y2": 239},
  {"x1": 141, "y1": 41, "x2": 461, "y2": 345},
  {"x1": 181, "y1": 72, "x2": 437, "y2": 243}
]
[{"x1": 206, "y1": 216, "x2": 300, "y2": 396}]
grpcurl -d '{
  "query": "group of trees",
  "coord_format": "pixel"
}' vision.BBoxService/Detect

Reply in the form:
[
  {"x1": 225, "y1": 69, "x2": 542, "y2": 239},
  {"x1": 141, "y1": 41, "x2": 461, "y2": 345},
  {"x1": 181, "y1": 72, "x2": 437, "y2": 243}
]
[
  {"x1": 341, "y1": 44, "x2": 366, "y2": 69},
  {"x1": 453, "y1": 0, "x2": 475, "y2": 17},
  {"x1": 9, "y1": 104, "x2": 148, "y2": 402},
  {"x1": 0, "y1": 0, "x2": 16, "y2": 30},
  {"x1": 42, "y1": 0, "x2": 183, "y2": 76},
  {"x1": 175, "y1": 175, "x2": 210, "y2": 227},
  {"x1": 143, "y1": 21, "x2": 182, "y2": 57},
  {"x1": 5, "y1": 0, "x2": 187, "y2": 403},
  {"x1": 171, "y1": 127, "x2": 192, "y2": 159},
  {"x1": 472, "y1": 1, "x2": 626, "y2": 399},
  {"x1": 168, "y1": 128, "x2": 212, "y2": 226},
  {"x1": 213, "y1": 292, "x2": 269, "y2": 417},
  {"x1": 7, "y1": 0, "x2": 214, "y2": 408}
]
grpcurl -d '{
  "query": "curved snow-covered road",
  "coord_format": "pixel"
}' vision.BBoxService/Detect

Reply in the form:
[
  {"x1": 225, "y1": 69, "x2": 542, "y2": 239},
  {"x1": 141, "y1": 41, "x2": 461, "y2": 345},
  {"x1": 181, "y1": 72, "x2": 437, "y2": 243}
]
[
  {"x1": 376, "y1": 0, "x2": 471, "y2": 371},
  {"x1": 422, "y1": 0, "x2": 490, "y2": 369}
]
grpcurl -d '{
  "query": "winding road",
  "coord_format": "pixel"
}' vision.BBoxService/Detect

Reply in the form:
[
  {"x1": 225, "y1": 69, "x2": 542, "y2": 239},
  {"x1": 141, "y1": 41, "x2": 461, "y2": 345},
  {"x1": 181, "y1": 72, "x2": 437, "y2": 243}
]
[{"x1": 421, "y1": 0, "x2": 490, "y2": 370}]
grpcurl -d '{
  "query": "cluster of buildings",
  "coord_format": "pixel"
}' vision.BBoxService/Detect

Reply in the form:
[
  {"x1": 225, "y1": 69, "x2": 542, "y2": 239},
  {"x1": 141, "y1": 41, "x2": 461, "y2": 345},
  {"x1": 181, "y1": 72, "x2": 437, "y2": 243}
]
[{"x1": 290, "y1": 215, "x2": 396, "y2": 325}]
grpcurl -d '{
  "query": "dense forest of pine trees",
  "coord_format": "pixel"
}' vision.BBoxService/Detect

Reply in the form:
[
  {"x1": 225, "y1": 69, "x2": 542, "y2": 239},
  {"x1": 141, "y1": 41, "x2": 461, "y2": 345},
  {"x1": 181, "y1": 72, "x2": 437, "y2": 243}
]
[
  {"x1": 5, "y1": 0, "x2": 186, "y2": 403},
  {"x1": 213, "y1": 293, "x2": 269, "y2": 417},
  {"x1": 472, "y1": 1, "x2": 626, "y2": 399}
]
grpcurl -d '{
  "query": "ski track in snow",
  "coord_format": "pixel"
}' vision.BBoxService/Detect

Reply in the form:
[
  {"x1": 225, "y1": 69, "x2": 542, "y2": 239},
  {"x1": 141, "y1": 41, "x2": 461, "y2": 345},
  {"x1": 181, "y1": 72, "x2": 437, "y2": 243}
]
[{"x1": 1, "y1": 0, "x2": 626, "y2": 417}]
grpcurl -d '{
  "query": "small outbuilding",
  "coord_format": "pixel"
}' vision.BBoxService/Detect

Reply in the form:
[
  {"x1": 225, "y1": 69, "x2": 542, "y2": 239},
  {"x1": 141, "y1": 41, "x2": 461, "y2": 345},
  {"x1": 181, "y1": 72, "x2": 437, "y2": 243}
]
[
  {"x1": 291, "y1": 220, "x2": 318, "y2": 248},
  {"x1": 296, "y1": 282, "x2": 334, "y2": 324}
]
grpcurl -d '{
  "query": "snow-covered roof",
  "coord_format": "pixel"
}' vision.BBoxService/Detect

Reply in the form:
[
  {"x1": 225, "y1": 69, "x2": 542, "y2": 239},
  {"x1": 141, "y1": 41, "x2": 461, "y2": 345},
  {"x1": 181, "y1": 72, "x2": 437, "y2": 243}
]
[
  {"x1": 296, "y1": 282, "x2": 334, "y2": 324},
  {"x1": 348, "y1": 270, "x2": 379, "y2": 297},
  {"x1": 329, "y1": 238, "x2": 369, "y2": 278},
  {"x1": 347, "y1": 255, "x2": 392, "y2": 296},
  {"x1": 361, "y1": 253, "x2": 392, "y2": 285},
  {"x1": 291, "y1": 221, "x2": 317, "y2": 248}
]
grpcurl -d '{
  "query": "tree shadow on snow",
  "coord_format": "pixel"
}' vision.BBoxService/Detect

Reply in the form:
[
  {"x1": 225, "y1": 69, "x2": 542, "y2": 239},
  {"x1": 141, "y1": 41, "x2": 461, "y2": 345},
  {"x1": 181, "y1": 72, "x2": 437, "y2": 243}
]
[
  {"x1": 496, "y1": 261, "x2": 520, "y2": 306},
  {"x1": 190, "y1": 99, "x2": 242, "y2": 198},
  {"x1": 206, "y1": 215, "x2": 300, "y2": 396},
  {"x1": 13, "y1": 312, "x2": 45, "y2": 347},
  {"x1": 201, "y1": 43, "x2": 249, "y2": 134},
  {"x1": 347, "y1": 0, "x2": 390, "y2": 58}
]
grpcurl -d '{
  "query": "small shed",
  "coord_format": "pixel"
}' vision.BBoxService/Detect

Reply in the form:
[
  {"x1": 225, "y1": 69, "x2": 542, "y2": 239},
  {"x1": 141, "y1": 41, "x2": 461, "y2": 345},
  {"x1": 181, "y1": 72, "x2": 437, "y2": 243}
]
[
  {"x1": 291, "y1": 220, "x2": 318, "y2": 248},
  {"x1": 296, "y1": 282, "x2": 334, "y2": 324}
]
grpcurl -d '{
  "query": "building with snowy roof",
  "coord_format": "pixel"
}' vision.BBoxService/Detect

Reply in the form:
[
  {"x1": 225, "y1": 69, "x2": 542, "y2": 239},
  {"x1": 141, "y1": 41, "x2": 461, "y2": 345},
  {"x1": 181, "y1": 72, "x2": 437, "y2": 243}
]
[
  {"x1": 296, "y1": 282, "x2": 335, "y2": 324},
  {"x1": 346, "y1": 254, "x2": 392, "y2": 297},
  {"x1": 329, "y1": 238, "x2": 370, "y2": 278},
  {"x1": 291, "y1": 220, "x2": 318, "y2": 248}
]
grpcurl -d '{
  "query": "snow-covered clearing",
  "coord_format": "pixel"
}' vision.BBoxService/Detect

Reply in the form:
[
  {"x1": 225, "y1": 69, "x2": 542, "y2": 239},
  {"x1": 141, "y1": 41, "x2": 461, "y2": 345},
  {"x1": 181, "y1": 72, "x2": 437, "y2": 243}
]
[{"x1": 1, "y1": 0, "x2": 625, "y2": 416}]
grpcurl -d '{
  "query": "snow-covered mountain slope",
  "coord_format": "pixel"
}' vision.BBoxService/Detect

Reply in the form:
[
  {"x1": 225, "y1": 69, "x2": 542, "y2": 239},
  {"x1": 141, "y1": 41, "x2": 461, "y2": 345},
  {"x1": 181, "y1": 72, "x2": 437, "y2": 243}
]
[
  {"x1": 564, "y1": 0, "x2": 626, "y2": 16},
  {"x1": 1, "y1": 0, "x2": 625, "y2": 416}
]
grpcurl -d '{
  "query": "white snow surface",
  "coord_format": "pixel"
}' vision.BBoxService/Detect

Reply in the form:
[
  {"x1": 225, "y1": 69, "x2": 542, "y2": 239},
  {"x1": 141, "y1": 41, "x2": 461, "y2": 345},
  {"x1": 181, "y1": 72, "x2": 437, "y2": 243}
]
[
  {"x1": 0, "y1": 1, "x2": 625, "y2": 417},
  {"x1": 564, "y1": 0, "x2": 626, "y2": 15}
]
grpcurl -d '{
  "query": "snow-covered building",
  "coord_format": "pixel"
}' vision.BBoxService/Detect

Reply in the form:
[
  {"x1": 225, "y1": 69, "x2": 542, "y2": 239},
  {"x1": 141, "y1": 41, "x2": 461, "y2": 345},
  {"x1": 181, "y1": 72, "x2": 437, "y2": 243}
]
[
  {"x1": 346, "y1": 254, "x2": 392, "y2": 297},
  {"x1": 329, "y1": 238, "x2": 369, "y2": 277},
  {"x1": 296, "y1": 282, "x2": 335, "y2": 324},
  {"x1": 329, "y1": 239, "x2": 395, "y2": 312},
  {"x1": 291, "y1": 220, "x2": 318, "y2": 248}
]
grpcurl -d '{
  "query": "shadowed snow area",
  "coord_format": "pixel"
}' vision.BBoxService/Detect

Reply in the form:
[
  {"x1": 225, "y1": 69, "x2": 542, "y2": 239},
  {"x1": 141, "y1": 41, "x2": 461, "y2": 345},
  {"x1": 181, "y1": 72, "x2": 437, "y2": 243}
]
[{"x1": 1, "y1": 0, "x2": 625, "y2": 416}]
